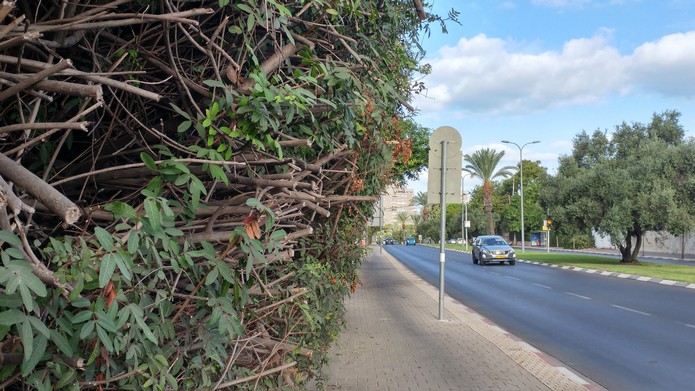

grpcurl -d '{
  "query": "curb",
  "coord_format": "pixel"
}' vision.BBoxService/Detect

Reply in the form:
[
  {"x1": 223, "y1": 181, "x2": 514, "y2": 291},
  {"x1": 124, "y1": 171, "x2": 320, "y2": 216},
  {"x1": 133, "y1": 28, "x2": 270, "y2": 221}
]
[{"x1": 518, "y1": 260, "x2": 695, "y2": 290}]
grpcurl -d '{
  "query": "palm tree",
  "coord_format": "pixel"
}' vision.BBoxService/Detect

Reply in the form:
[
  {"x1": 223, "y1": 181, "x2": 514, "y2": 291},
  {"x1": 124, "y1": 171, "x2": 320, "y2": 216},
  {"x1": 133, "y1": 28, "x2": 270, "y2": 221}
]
[
  {"x1": 410, "y1": 214, "x2": 422, "y2": 229},
  {"x1": 410, "y1": 214, "x2": 422, "y2": 241},
  {"x1": 395, "y1": 211, "x2": 410, "y2": 242},
  {"x1": 411, "y1": 191, "x2": 430, "y2": 221},
  {"x1": 464, "y1": 148, "x2": 515, "y2": 235}
]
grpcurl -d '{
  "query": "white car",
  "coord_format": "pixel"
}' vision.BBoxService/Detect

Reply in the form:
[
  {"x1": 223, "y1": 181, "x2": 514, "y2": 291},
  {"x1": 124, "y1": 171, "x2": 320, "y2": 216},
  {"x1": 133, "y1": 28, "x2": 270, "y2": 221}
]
[{"x1": 471, "y1": 235, "x2": 516, "y2": 265}]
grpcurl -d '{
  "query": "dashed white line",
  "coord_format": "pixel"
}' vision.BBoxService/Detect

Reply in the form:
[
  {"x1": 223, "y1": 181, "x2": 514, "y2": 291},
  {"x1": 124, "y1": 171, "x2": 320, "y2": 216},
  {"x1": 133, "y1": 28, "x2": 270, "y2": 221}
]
[
  {"x1": 565, "y1": 292, "x2": 591, "y2": 300},
  {"x1": 684, "y1": 323, "x2": 695, "y2": 329},
  {"x1": 612, "y1": 305, "x2": 651, "y2": 316},
  {"x1": 505, "y1": 276, "x2": 521, "y2": 281},
  {"x1": 533, "y1": 283, "x2": 552, "y2": 289}
]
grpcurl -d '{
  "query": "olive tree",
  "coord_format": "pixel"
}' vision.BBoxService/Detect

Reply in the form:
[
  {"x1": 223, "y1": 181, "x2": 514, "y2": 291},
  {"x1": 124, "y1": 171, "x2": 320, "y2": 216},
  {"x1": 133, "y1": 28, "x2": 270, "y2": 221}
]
[{"x1": 544, "y1": 110, "x2": 695, "y2": 263}]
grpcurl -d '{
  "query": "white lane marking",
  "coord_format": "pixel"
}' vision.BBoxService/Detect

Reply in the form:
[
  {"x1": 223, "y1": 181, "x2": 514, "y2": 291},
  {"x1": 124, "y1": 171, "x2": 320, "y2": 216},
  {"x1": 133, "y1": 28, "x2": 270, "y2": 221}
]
[
  {"x1": 684, "y1": 323, "x2": 695, "y2": 329},
  {"x1": 533, "y1": 283, "x2": 552, "y2": 289},
  {"x1": 505, "y1": 276, "x2": 521, "y2": 281},
  {"x1": 565, "y1": 292, "x2": 591, "y2": 300},
  {"x1": 612, "y1": 305, "x2": 650, "y2": 316}
]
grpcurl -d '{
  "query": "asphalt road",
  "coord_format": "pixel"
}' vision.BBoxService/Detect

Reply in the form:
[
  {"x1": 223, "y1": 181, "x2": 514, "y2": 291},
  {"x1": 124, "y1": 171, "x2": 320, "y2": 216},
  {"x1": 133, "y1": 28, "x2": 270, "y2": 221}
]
[{"x1": 383, "y1": 244, "x2": 695, "y2": 391}]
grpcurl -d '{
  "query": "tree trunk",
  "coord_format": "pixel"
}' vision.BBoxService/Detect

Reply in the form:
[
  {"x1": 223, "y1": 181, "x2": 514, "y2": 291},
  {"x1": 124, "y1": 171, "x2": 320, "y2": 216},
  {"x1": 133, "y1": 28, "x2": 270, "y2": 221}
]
[
  {"x1": 483, "y1": 181, "x2": 495, "y2": 235},
  {"x1": 618, "y1": 230, "x2": 642, "y2": 263}
]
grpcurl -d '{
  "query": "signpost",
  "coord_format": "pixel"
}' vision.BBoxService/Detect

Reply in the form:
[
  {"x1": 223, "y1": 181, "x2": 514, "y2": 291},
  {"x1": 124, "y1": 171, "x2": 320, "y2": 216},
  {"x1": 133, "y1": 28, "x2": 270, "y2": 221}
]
[{"x1": 427, "y1": 126, "x2": 462, "y2": 321}]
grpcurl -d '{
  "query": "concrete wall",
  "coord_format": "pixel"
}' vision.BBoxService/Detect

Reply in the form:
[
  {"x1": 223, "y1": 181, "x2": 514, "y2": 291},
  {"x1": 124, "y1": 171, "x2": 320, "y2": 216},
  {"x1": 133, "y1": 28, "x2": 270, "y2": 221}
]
[{"x1": 593, "y1": 230, "x2": 695, "y2": 257}]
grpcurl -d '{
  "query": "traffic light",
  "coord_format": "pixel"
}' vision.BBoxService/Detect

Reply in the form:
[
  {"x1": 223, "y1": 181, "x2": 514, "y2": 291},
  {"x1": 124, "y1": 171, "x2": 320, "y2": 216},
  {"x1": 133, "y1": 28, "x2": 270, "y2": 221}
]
[{"x1": 546, "y1": 217, "x2": 553, "y2": 226}]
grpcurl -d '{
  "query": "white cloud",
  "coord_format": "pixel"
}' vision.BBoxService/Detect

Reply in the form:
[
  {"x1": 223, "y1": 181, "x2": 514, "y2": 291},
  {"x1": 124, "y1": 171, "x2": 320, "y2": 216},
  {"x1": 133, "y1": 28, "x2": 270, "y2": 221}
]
[
  {"x1": 628, "y1": 32, "x2": 695, "y2": 96},
  {"x1": 413, "y1": 30, "x2": 695, "y2": 116},
  {"x1": 414, "y1": 33, "x2": 626, "y2": 115}
]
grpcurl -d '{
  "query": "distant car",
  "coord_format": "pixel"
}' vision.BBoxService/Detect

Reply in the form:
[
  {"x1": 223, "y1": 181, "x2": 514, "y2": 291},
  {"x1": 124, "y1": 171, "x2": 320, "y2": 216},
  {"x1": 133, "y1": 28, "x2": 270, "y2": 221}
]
[
  {"x1": 383, "y1": 237, "x2": 397, "y2": 245},
  {"x1": 405, "y1": 237, "x2": 416, "y2": 246},
  {"x1": 471, "y1": 235, "x2": 516, "y2": 265}
]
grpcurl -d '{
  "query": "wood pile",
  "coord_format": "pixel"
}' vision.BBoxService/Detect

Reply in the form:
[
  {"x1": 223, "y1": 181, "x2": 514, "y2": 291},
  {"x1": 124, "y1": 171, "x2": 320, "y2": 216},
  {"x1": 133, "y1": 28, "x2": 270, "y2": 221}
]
[{"x1": 0, "y1": 0, "x2": 426, "y2": 388}]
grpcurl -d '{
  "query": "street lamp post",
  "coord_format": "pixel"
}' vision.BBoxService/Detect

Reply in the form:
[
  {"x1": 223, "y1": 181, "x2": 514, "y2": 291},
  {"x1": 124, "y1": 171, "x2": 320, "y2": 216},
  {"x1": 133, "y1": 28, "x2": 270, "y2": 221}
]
[
  {"x1": 502, "y1": 140, "x2": 540, "y2": 253},
  {"x1": 461, "y1": 172, "x2": 470, "y2": 251}
]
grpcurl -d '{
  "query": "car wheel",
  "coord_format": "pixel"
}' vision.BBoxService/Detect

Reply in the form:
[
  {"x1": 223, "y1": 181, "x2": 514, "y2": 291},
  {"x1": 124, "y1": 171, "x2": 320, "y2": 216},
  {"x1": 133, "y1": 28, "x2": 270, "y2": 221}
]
[
  {"x1": 480, "y1": 258, "x2": 487, "y2": 266},
  {"x1": 472, "y1": 253, "x2": 478, "y2": 264},
  {"x1": 509, "y1": 261, "x2": 516, "y2": 266}
]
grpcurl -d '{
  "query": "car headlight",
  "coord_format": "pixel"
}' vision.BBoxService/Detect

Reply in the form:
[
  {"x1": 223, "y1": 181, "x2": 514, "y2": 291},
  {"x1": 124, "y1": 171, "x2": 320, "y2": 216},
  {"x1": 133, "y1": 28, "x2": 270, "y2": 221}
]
[
  {"x1": 509, "y1": 250, "x2": 516, "y2": 258},
  {"x1": 482, "y1": 249, "x2": 491, "y2": 258}
]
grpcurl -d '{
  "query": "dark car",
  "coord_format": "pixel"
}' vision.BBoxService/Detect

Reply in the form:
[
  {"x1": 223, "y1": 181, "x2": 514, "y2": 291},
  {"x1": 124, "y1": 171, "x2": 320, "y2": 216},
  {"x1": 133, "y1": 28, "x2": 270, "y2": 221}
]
[
  {"x1": 471, "y1": 235, "x2": 516, "y2": 265},
  {"x1": 383, "y1": 237, "x2": 397, "y2": 245},
  {"x1": 405, "y1": 237, "x2": 416, "y2": 246}
]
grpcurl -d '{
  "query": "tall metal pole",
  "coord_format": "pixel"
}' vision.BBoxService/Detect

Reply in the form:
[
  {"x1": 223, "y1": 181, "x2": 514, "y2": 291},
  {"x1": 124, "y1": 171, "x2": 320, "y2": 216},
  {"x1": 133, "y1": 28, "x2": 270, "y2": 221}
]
[
  {"x1": 464, "y1": 193, "x2": 469, "y2": 252},
  {"x1": 439, "y1": 140, "x2": 447, "y2": 321},
  {"x1": 502, "y1": 140, "x2": 540, "y2": 253},
  {"x1": 379, "y1": 194, "x2": 383, "y2": 255},
  {"x1": 461, "y1": 173, "x2": 464, "y2": 248},
  {"x1": 461, "y1": 172, "x2": 469, "y2": 252},
  {"x1": 519, "y1": 147, "x2": 525, "y2": 253}
]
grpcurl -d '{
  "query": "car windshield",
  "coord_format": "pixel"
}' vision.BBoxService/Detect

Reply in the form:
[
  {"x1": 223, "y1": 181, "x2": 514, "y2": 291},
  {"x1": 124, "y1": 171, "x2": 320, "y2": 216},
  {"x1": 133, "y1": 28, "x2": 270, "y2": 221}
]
[{"x1": 484, "y1": 238, "x2": 507, "y2": 246}]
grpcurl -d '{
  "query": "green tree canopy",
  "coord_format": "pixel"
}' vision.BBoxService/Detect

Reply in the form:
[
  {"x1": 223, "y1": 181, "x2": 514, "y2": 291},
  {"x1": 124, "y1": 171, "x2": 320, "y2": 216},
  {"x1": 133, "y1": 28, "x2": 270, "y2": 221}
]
[
  {"x1": 543, "y1": 110, "x2": 695, "y2": 263},
  {"x1": 500, "y1": 160, "x2": 547, "y2": 241}
]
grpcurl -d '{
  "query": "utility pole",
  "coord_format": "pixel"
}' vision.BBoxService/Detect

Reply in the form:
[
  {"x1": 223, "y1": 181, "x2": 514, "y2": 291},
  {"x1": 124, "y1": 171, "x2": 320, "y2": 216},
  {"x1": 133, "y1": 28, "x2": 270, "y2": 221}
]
[{"x1": 502, "y1": 140, "x2": 540, "y2": 253}]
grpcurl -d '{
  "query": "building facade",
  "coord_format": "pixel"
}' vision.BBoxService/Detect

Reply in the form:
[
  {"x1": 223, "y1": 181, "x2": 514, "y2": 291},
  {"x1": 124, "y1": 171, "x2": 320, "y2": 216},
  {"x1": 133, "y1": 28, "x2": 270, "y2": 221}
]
[{"x1": 371, "y1": 185, "x2": 416, "y2": 227}]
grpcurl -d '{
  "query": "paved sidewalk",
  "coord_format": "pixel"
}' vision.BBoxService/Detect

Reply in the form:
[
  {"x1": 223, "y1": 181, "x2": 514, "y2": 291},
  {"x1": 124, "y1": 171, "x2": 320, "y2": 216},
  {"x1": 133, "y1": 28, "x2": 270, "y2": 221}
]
[{"x1": 312, "y1": 247, "x2": 603, "y2": 391}]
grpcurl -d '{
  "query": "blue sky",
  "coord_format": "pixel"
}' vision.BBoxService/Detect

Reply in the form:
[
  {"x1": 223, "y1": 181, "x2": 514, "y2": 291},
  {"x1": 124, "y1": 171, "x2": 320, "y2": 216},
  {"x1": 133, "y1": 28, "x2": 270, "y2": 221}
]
[{"x1": 408, "y1": 0, "x2": 695, "y2": 195}]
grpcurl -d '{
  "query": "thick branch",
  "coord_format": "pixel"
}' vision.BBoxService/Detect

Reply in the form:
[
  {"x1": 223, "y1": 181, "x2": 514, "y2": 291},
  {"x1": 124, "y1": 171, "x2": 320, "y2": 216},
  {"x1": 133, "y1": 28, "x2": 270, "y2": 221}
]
[
  {"x1": 0, "y1": 154, "x2": 81, "y2": 224},
  {"x1": 0, "y1": 58, "x2": 73, "y2": 101}
]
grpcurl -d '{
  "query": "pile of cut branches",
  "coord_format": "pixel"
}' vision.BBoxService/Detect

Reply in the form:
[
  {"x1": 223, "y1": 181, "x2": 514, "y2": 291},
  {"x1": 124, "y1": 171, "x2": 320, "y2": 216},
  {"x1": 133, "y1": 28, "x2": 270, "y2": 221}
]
[{"x1": 0, "y1": 0, "x2": 439, "y2": 389}]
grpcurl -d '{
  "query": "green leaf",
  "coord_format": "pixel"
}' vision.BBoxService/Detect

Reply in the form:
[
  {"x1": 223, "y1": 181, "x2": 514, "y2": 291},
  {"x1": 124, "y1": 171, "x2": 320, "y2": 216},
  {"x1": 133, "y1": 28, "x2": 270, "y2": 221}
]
[
  {"x1": 95, "y1": 311, "x2": 118, "y2": 333},
  {"x1": 169, "y1": 103, "x2": 191, "y2": 120},
  {"x1": 141, "y1": 153, "x2": 157, "y2": 171},
  {"x1": 216, "y1": 260, "x2": 234, "y2": 283},
  {"x1": 270, "y1": 229, "x2": 287, "y2": 240},
  {"x1": 50, "y1": 329, "x2": 73, "y2": 356},
  {"x1": 104, "y1": 202, "x2": 139, "y2": 220},
  {"x1": 94, "y1": 227, "x2": 115, "y2": 251},
  {"x1": 144, "y1": 198, "x2": 161, "y2": 232},
  {"x1": 237, "y1": 3, "x2": 253, "y2": 13},
  {"x1": 208, "y1": 164, "x2": 229, "y2": 185},
  {"x1": 71, "y1": 310, "x2": 93, "y2": 324},
  {"x1": 18, "y1": 319, "x2": 33, "y2": 361},
  {"x1": 177, "y1": 120, "x2": 192, "y2": 132},
  {"x1": 0, "y1": 230, "x2": 22, "y2": 247},
  {"x1": 274, "y1": 2, "x2": 292, "y2": 17},
  {"x1": 114, "y1": 251, "x2": 132, "y2": 282},
  {"x1": 3, "y1": 247, "x2": 24, "y2": 260},
  {"x1": 205, "y1": 266, "x2": 219, "y2": 286},
  {"x1": 326, "y1": 8, "x2": 339, "y2": 15},
  {"x1": 127, "y1": 229, "x2": 140, "y2": 254},
  {"x1": 99, "y1": 253, "x2": 117, "y2": 288},
  {"x1": 130, "y1": 305, "x2": 157, "y2": 344},
  {"x1": 21, "y1": 334, "x2": 46, "y2": 377},
  {"x1": 54, "y1": 368, "x2": 77, "y2": 389},
  {"x1": 96, "y1": 324, "x2": 114, "y2": 352},
  {"x1": 18, "y1": 268, "x2": 47, "y2": 298},
  {"x1": 26, "y1": 316, "x2": 50, "y2": 338},
  {"x1": 79, "y1": 320, "x2": 95, "y2": 339},
  {"x1": 0, "y1": 309, "x2": 24, "y2": 325},
  {"x1": 19, "y1": 284, "x2": 34, "y2": 313},
  {"x1": 246, "y1": 198, "x2": 262, "y2": 208}
]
